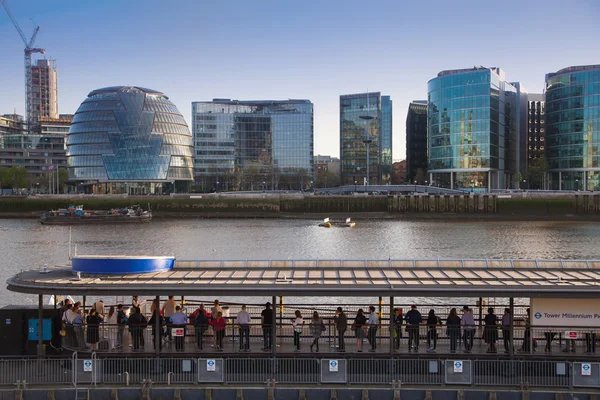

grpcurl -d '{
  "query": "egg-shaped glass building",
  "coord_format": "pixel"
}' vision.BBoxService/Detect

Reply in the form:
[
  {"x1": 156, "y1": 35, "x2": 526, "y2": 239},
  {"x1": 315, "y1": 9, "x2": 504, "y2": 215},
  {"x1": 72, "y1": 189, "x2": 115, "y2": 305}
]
[{"x1": 67, "y1": 86, "x2": 193, "y2": 194}]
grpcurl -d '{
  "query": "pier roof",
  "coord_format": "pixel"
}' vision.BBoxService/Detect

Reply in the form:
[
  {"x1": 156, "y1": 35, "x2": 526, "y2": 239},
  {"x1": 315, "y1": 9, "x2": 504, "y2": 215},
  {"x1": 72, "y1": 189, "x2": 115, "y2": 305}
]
[{"x1": 7, "y1": 258, "x2": 600, "y2": 298}]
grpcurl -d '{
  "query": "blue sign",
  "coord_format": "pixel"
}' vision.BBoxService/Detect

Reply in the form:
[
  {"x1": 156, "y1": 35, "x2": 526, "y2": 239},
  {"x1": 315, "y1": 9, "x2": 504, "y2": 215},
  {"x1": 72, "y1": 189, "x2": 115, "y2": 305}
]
[
  {"x1": 27, "y1": 319, "x2": 52, "y2": 341},
  {"x1": 583, "y1": 364, "x2": 590, "y2": 371},
  {"x1": 534, "y1": 312, "x2": 542, "y2": 319}
]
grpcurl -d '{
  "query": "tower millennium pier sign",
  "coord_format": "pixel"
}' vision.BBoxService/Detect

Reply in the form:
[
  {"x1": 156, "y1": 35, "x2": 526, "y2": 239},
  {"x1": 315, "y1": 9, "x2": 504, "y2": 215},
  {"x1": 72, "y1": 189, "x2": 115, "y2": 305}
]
[{"x1": 531, "y1": 298, "x2": 600, "y2": 327}]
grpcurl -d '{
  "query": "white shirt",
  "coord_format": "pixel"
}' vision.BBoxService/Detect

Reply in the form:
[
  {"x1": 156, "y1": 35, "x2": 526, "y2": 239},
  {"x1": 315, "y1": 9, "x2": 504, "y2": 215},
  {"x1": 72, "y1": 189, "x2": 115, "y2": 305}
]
[{"x1": 237, "y1": 310, "x2": 251, "y2": 326}]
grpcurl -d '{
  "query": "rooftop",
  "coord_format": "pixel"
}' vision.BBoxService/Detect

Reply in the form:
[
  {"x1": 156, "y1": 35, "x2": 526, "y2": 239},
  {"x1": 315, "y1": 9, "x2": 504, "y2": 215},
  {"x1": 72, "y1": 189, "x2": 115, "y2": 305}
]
[
  {"x1": 7, "y1": 258, "x2": 600, "y2": 298},
  {"x1": 87, "y1": 86, "x2": 165, "y2": 97}
]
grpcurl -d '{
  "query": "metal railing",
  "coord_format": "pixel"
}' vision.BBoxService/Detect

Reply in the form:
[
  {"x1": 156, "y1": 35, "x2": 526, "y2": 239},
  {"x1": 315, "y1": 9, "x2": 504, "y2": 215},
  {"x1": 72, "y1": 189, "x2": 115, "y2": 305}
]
[{"x1": 0, "y1": 354, "x2": 596, "y2": 389}]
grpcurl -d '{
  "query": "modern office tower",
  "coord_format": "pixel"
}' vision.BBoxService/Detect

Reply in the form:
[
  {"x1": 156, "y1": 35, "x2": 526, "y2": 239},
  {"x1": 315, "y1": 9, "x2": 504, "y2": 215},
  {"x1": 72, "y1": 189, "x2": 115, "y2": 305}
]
[
  {"x1": 31, "y1": 59, "x2": 59, "y2": 123},
  {"x1": 405, "y1": 100, "x2": 428, "y2": 183},
  {"x1": 545, "y1": 65, "x2": 600, "y2": 191},
  {"x1": 340, "y1": 92, "x2": 392, "y2": 186},
  {"x1": 192, "y1": 99, "x2": 314, "y2": 191},
  {"x1": 427, "y1": 67, "x2": 520, "y2": 191},
  {"x1": 67, "y1": 86, "x2": 194, "y2": 194},
  {"x1": 527, "y1": 94, "x2": 545, "y2": 162}
]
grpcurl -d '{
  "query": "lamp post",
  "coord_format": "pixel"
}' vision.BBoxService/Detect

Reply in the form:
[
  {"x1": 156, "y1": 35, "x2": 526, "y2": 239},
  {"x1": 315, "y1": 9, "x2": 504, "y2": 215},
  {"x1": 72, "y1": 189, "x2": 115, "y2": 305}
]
[
  {"x1": 263, "y1": 181, "x2": 266, "y2": 193},
  {"x1": 470, "y1": 179, "x2": 474, "y2": 193},
  {"x1": 425, "y1": 180, "x2": 428, "y2": 194},
  {"x1": 354, "y1": 179, "x2": 357, "y2": 193},
  {"x1": 575, "y1": 179, "x2": 579, "y2": 192},
  {"x1": 216, "y1": 180, "x2": 219, "y2": 193}
]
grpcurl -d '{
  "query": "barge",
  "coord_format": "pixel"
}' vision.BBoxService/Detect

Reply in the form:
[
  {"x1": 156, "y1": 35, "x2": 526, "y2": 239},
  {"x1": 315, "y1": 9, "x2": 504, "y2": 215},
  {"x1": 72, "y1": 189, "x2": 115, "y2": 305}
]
[{"x1": 40, "y1": 205, "x2": 151, "y2": 225}]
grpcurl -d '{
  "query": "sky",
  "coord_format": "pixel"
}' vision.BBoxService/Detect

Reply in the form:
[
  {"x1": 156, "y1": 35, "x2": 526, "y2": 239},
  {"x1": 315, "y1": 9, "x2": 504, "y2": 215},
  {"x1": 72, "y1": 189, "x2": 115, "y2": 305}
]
[{"x1": 1, "y1": 0, "x2": 599, "y2": 160}]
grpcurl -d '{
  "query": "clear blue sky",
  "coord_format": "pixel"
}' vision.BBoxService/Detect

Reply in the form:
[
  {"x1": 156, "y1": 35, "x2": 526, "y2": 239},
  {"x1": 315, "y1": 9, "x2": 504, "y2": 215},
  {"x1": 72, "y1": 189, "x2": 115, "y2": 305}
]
[{"x1": 1, "y1": 0, "x2": 599, "y2": 160}]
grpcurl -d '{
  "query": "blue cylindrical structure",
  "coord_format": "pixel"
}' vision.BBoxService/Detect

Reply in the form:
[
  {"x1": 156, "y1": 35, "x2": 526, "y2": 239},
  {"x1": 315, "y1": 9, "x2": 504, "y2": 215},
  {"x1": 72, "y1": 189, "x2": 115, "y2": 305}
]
[{"x1": 72, "y1": 256, "x2": 174, "y2": 275}]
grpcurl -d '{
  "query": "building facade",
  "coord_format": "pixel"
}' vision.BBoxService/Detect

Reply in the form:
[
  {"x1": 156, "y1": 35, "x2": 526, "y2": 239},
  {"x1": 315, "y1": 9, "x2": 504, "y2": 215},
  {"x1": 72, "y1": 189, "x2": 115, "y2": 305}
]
[
  {"x1": 192, "y1": 99, "x2": 314, "y2": 191},
  {"x1": 405, "y1": 101, "x2": 428, "y2": 183},
  {"x1": 67, "y1": 86, "x2": 194, "y2": 194},
  {"x1": 527, "y1": 94, "x2": 545, "y2": 162},
  {"x1": 31, "y1": 59, "x2": 59, "y2": 123},
  {"x1": 391, "y1": 160, "x2": 406, "y2": 184},
  {"x1": 545, "y1": 65, "x2": 600, "y2": 191},
  {"x1": 0, "y1": 114, "x2": 26, "y2": 136},
  {"x1": 340, "y1": 92, "x2": 392, "y2": 186},
  {"x1": 314, "y1": 155, "x2": 340, "y2": 188},
  {"x1": 427, "y1": 67, "x2": 519, "y2": 191}
]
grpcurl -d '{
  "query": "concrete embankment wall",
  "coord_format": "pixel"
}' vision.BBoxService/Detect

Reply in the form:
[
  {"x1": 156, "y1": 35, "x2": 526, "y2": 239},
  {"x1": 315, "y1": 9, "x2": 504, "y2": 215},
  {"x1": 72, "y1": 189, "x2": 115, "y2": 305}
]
[
  {"x1": 1, "y1": 387, "x2": 597, "y2": 400},
  {"x1": 1, "y1": 193, "x2": 600, "y2": 218}
]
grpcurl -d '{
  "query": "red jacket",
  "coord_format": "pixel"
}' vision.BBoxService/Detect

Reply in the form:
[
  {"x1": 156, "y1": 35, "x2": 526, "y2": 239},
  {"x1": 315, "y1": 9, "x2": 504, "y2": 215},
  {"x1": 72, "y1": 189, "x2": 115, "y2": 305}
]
[{"x1": 210, "y1": 317, "x2": 226, "y2": 331}]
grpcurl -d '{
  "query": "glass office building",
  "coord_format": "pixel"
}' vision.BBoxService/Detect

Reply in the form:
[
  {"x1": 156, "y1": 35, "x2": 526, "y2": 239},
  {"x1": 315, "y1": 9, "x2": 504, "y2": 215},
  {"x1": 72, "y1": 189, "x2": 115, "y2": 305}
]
[
  {"x1": 427, "y1": 67, "x2": 518, "y2": 191},
  {"x1": 340, "y1": 92, "x2": 392, "y2": 186},
  {"x1": 67, "y1": 86, "x2": 194, "y2": 194},
  {"x1": 192, "y1": 99, "x2": 313, "y2": 191},
  {"x1": 406, "y1": 100, "x2": 428, "y2": 183},
  {"x1": 545, "y1": 65, "x2": 600, "y2": 191}
]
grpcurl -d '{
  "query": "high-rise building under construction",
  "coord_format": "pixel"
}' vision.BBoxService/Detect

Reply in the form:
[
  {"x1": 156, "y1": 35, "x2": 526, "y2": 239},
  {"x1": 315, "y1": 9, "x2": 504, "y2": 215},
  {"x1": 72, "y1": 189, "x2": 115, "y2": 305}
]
[{"x1": 31, "y1": 59, "x2": 58, "y2": 122}]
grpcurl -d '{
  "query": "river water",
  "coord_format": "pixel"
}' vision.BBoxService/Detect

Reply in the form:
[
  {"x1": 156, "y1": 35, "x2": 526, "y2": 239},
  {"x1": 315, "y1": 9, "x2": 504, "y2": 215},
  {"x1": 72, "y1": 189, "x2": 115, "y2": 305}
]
[{"x1": 2, "y1": 218, "x2": 600, "y2": 307}]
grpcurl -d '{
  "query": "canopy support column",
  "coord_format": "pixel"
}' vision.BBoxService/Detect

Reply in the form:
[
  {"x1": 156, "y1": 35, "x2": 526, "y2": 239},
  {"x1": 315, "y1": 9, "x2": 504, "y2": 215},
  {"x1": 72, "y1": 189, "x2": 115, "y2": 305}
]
[
  {"x1": 389, "y1": 296, "x2": 394, "y2": 356},
  {"x1": 272, "y1": 295, "x2": 277, "y2": 356},
  {"x1": 155, "y1": 296, "x2": 160, "y2": 356},
  {"x1": 509, "y1": 298, "x2": 514, "y2": 357},
  {"x1": 38, "y1": 294, "x2": 43, "y2": 357}
]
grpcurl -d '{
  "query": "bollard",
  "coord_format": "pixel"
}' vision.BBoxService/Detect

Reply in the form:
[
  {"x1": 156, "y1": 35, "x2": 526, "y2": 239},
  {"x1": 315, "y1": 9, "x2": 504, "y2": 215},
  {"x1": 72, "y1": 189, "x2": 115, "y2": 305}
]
[
  {"x1": 168, "y1": 371, "x2": 174, "y2": 385},
  {"x1": 124, "y1": 372, "x2": 129, "y2": 386}
]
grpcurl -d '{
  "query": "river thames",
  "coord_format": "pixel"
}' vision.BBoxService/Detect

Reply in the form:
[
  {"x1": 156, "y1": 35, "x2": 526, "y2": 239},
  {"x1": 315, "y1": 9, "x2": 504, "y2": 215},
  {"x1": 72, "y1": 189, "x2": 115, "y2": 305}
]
[{"x1": 2, "y1": 218, "x2": 600, "y2": 306}]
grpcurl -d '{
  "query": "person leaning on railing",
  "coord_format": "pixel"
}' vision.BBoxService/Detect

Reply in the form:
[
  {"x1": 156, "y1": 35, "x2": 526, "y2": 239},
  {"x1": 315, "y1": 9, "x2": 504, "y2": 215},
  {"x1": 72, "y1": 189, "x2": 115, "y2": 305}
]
[
  {"x1": 116, "y1": 304, "x2": 127, "y2": 350},
  {"x1": 210, "y1": 311, "x2": 227, "y2": 351},
  {"x1": 128, "y1": 307, "x2": 147, "y2": 351},
  {"x1": 367, "y1": 306, "x2": 379, "y2": 352},
  {"x1": 392, "y1": 308, "x2": 403, "y2": 351},
  {"x1": 169, "y1": 306, "x2": 188, "y2": 352},
  {"x1": 148, "y1": 304, "x2": 165, "y2": 351},
  {"x1": 461, "y1": 306, "x2": 475, "y2": 353},
  {"x1": 236, "y1": 305, "x2": 251, "y2": 352},
  {"x1": 405, "y1": 305, "x2": 422, "y2": 352},
  {"x1": 501, "y1": 308, "x2": 512, "y2": 354}
]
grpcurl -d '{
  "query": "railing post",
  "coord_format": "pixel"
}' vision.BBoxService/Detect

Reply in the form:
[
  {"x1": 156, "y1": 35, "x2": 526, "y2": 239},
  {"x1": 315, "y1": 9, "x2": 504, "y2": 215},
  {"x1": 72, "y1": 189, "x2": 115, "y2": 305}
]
[
  {"x1": 272, "y1": 295, "x2": 277, "y2": 356},
  {"x1": 37, "y1": 294, "x2": 43, "y2": 357},
  {"x1": 389, "y1": 296, "x2": 394, "y2": 356},
  {"x1": 155, "y1": 295, "x2": 160, "y2": 356}
]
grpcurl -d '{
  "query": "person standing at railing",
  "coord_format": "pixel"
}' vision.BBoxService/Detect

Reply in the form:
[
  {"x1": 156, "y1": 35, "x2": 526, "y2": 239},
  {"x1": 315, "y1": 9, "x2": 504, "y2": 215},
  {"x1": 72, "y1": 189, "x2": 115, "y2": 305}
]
[
  {"x1": 461, "y1": 306, "x2": 475, "y2": 353},
  {"x1": 446, "y1": 308, "x2": 461, "y2": 353},
  {"x1": 162, "y1": 296, "x2": 178, "y2": 341},
  {"x1": 86, "y1": 309, "x2": 102, "y2": 351},
  {"x1": 426, "y1": 309, "x2": 441, "y2": 353},
  {"x1": 148, "y1": 305, "x2": 165, "y2": 351},
  {"x1": 334, "y1": 307, "x2": 347, "y2": 352},
  {"x1": 169, "y1": 306, "x2": 188, "y2": 352},
  {"x1": 193, "y1": 304, "x2": 209, "y2": 350},
  {"x1": 352, "y1": 309, "x2": 367, "y2": 352},
  {"x1": 128, "y1": 307, "x2": 147, "y2": 351},
  {"x1": 520, "y1": 308, "x2": 533, "y2": 352},
  {"x1": 392, "y1": 308, "x2": 403, "y2": 350},
  {"x1": 585, "y1": 331, "x2": 596, "y2": 354},
  {"x1": 72, "y1": 308, "x2": 85, "y2": 350},
  {"x1": 210, "y1": 311, "x2": 227, "y2": 351},
  {"x1": 501, "y1": 308, "x2": 512, "y2": 354},
  {"x1": 405, "y1": 305, "x2": 422, "y2": 352},
  {"x1": 367, "y1": 306, "x2": 379, "y2": 352},
  {"x1": 309, "y1": 311, "x2": 325, "y2": 352},
  {"x1": 292, "y1": 310, "x2": 304, "y2": 352},
  {"x1": 116, "y1": 304, "x2": 127, "y2": 350},
  {"x1": 237, "y1": 305, "x2": 251, "y2": 352},
  {"x1": 484, "y1": 308, "x2": 498, "y2": 353},
  {"x1": 261, "y1": 302, "x2": 274, "y2": 351},
  {"x1": 105, "y1": 306, "x2": 117, "y2": 351}
]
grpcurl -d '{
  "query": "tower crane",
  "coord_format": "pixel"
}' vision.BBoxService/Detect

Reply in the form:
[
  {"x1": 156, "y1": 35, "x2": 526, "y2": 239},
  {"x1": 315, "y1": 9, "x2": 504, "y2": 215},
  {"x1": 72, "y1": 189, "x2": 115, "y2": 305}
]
[{"x1": 1, "y1": 0, "x2": 45, "y2": 134}]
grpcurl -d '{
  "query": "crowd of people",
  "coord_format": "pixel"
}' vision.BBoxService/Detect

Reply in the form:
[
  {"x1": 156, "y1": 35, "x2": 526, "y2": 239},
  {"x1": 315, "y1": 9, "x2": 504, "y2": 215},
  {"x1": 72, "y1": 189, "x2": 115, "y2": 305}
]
[{"x1": 57, "y1": 298, "x2": 597, "y2": 355}]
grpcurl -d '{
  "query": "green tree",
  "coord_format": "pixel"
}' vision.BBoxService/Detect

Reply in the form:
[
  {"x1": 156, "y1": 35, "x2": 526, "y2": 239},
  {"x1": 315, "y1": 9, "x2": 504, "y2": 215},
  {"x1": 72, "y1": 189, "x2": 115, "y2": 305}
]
[
  {"x1": 516, "y1": 171, "x2": 522, "y2": 189},
  {"x1": 527, "y1": 157, "x2": 549, "y2": 190},
  {"x1": 0, "y1": 166, "x2": 29, "y2": 190},
  {"x1": 314, "y1": 171, "x2": 341, "y2": 188}
]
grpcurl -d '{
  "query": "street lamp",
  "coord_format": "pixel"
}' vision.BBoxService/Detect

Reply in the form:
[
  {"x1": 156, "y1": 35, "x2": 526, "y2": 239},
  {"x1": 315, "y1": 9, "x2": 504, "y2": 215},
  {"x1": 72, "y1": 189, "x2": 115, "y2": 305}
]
[
  {"x1": 470, "y1": 179, "x2": 474, "y2": 193},
  {"x1": 522, "y1": 179, "x2": 527, "y2": 191},
  {"x1": 263, "y1": 181, "x2": 266, "y2": 192},
  {"x1": 425, "y1": 180, "x2": 428, "y2": 194},
  {"x1": 354, "y1": 179, "x2": 357, "y2": 193},
  {"x1": 216, "y1": 180, "x2": 219, "y2": 193},
  {"x1": 575, "y1": 179, "x2": 579, "y2": 192}
]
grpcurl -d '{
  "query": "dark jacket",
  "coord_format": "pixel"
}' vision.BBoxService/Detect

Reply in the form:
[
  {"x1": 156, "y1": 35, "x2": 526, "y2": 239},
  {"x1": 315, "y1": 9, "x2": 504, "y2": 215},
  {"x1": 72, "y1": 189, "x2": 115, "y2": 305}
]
[
  {"x1": 335, "y1": 312, "x2": 347, "y2": 330},
  {"x1": 405, "y1": 309, "x2": 422, "y2": 325},
  {"x1": 194, "y1": 310, "x2": 209, "y2": 332},
  {"x1": 148, "y1": 312, "x2": 164, "y2": 336},
  {"x1": 127, "y1": 312, "x2": 147, "y2": 332}
]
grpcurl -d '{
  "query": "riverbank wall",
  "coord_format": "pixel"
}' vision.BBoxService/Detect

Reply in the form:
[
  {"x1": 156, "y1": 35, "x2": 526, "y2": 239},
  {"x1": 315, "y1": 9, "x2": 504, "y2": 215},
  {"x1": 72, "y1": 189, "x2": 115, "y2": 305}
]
[{"x1": 1, "y1": 193, "x2": 599, "y2": 219}]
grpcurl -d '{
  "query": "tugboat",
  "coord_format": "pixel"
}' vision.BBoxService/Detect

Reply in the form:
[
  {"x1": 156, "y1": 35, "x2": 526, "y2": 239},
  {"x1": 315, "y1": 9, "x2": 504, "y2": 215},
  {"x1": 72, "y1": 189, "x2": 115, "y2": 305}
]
[{"x1": 40, "y1": 205, "x2": 152, "y2": 225}]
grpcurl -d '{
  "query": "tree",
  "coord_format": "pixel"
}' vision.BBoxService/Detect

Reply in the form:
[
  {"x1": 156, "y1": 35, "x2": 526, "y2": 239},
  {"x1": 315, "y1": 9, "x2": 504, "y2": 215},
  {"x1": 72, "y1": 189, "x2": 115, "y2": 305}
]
[
  {"x1": 0, "y1": 166, "x2": 29, "y2": 191},
  {"x1": 516, "y1": 172, "x2": 522, "y2": 189},
  {"x1": 314, "y1": 171, "x2": 341, "y2": 188},
  {"x1": 527, "y1": 157, "x2": 549, "y2": 190}
]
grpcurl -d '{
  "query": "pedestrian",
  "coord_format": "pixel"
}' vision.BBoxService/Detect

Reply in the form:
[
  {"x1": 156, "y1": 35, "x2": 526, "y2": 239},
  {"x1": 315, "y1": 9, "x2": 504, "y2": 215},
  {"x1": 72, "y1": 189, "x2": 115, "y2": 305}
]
[
  {"x1": 367, "y1": 305, "x2": 379, "y2": 352},
  {"x1": 334, "y1": 307, "x2": 347, "y2": 352},
  {"x1": 236, "y1": 305, "x2": 251, "y2": 352},
  {"x1": 148, "y1": 304, "x2": 165, "y2": 351},
  {"x1": 105, "y1": 306, "x2": 117, "y2": 350},
  {"x1": 292, "y1": 310, "x2": 304, "y2": 352},
  {"x1": 520, "y1": 308, "x2": 533, "y2": 352},
  {"x1": 59, "y1": 299, "x2": 72, "y2": 322},
  {"x1": 426, "y1": 309, "x2": 441, "y2": 352},
  {"x1": 405, "y1": 305, "x2": 422, "y2": 352},
  {"x1": 211, "y1": 299, "x2": 223, "y2": 318},
  {"x1": 132, "y1": 296, "x2": 139, "y2": 309},
  {"x1": 116, "y1": 304, "x2": 127, "y2": 350},
  {"x1": 392, "y1": 308, "x2": 403, "y2": 350},
  {"x1": 72, "y1": 308, "x2": 85, "y2": 350},
  {"x1": 352, "y1": 309, "x2": 367, "y2": 352},
  {"x1": 446, "y1": 308, "x2": 461, "y2": 353},
  {"x1": 461, "y1": 306, "x2": 475, "y2": 353},
  {"x1": 210, "y1": 311, "x2": 226, "y2": 351},
  {"x1": 484, "y1": 307, "x2": 498, "y2": 353},
  {"x1": 169, "y1": 306, "x2": 188, "y2": 351},
  {"x1": 86, "y1": 309, "x2": 102, "y2": 350},
  {"x1": 261, "y1": 302, "x2": 274, "y2": 350},
  {"x1": 501, "y1": 308, "x2": 512, "y2": 353},
  {"x1": 193, "y1": 304, "x2": 209, "y2": 350},
  {"x1": 93, "y1": 299, "x2": 105, "y2": 319},
  {"x1": 309, "y1": 311, "x2": 324, "y2": 352},
  {"x1": 128, "y1": 307, "x2": 147, "y2": 351},
  {"x1": 161, "y1": 296, "x2": 178, "y2": 340}
]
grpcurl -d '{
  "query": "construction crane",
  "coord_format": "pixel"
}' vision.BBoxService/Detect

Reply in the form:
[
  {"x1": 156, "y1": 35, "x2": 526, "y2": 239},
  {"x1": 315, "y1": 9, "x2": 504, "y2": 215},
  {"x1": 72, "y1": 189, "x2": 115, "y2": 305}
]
[{"x1": 1, "y1": 0, "x2": 45, "y2": 134}]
